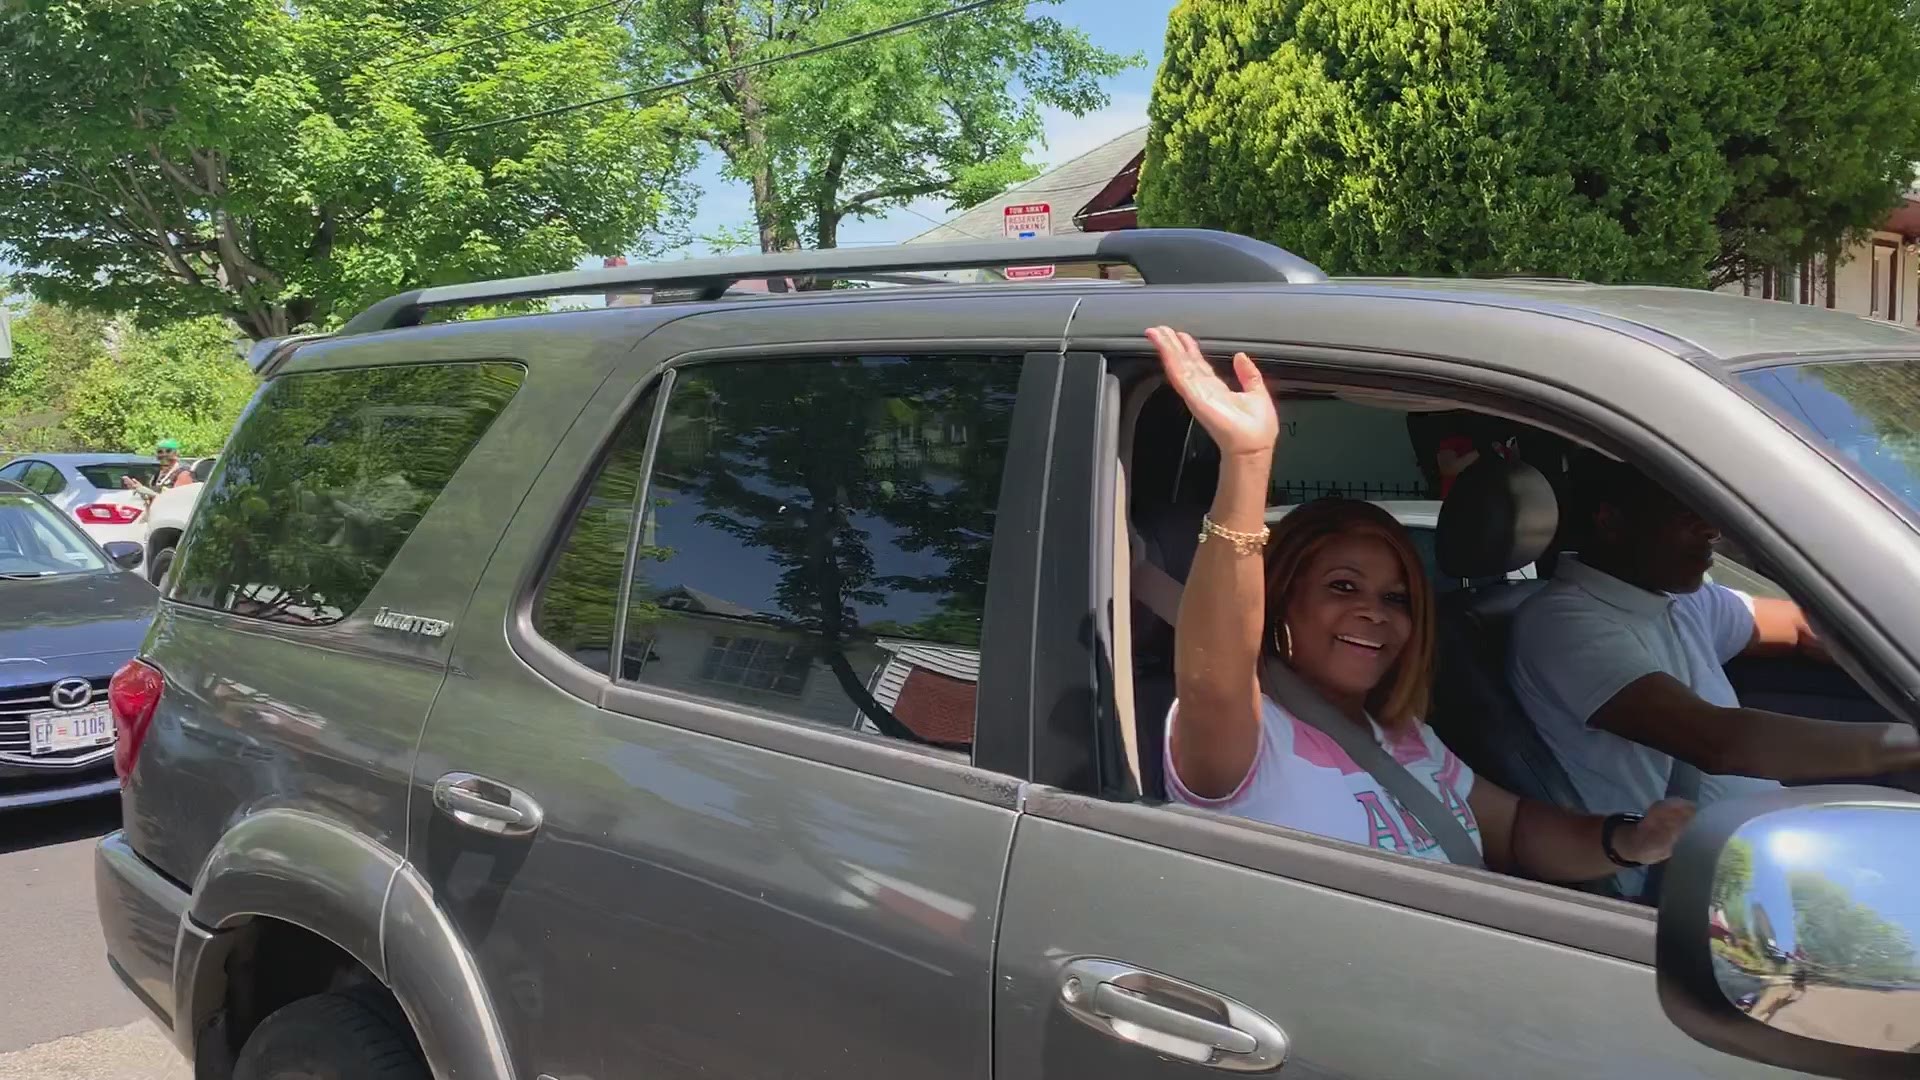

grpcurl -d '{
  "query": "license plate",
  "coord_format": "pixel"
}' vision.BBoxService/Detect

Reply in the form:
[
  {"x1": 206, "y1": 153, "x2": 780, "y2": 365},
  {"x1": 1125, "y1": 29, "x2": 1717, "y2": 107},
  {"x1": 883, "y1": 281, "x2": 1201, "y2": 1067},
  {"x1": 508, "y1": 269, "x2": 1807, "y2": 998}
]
[{"x1": 28, "y1": 702, "x2": 114, "y2": 755}]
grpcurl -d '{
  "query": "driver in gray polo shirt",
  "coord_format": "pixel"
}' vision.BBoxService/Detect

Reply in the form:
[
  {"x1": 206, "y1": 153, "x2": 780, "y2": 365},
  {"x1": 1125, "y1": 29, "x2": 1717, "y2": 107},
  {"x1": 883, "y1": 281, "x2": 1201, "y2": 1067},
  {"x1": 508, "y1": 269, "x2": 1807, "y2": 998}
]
[{"x1": 1509, "y1": 457, "x2": 1920, "y2": 826}]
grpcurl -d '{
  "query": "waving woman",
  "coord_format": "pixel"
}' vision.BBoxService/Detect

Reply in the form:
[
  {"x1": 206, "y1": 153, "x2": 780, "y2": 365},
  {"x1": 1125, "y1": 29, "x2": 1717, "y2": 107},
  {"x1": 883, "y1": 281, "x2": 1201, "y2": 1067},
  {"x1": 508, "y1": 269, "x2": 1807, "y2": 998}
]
[{"x1": 1148, "y1": 326, "x2": 1692, "y2": 881}]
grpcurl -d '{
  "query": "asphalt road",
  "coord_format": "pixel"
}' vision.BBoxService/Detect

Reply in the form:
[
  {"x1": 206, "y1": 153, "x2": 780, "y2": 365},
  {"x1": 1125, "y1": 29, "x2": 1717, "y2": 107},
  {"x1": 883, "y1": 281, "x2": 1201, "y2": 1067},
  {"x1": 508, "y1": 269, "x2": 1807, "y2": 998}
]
[{"x1": 0, "y1": 796, "x2": 188, "y2": 1079}]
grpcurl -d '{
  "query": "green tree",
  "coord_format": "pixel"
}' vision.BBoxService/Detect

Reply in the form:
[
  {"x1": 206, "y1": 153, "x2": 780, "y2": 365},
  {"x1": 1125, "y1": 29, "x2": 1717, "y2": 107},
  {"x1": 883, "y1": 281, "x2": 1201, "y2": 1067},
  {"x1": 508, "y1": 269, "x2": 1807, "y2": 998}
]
[
  {"x1": 1713, "y1": 838, "x2": 1756, "y2": 916},
  {"x1": 533, "y1": 400, "x2": 675, "y2": 673},
  {"x1": 1706, "y1": 0, "x2": 1920, "y2": 286},
  {"x1": 0, "y1": 0, "x2": 694, "y2": 339},
  {"x1": 0, "y1": 301, "x2": 110, "y2": 451},
  {"x1": 171, "y1": 362, "x2": 522, "y2": 622},
  {"x1": 1811, "y1": 361, "x2": 1920, "y2": 493},
  {"x1": 629, "y1": 0, "x2": 1136, "y2": 251},
  {"x1": 636, "y1": 356, "x2": 1020, "y2": 741},
  {"x1": 1141, "y1": 0, "x2": 1920, "y2": 286},
  {"x1": 63, "y1": 315, "x2": 256, "y2": 455},
  {"x1": 1789, "y1": 871, "x2": 1920, "y2": 983}
]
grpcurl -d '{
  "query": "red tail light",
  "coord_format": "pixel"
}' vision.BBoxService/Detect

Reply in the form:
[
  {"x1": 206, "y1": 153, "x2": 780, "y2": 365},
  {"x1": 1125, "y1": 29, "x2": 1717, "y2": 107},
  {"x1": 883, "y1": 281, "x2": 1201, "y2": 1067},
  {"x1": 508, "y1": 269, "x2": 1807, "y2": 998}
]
[
  {"x1": 109, "y1": 660, "x2": 164, "y2": 786},
  {"x1": 78, "y1": 503, "x2": 143, "y2": 525}
]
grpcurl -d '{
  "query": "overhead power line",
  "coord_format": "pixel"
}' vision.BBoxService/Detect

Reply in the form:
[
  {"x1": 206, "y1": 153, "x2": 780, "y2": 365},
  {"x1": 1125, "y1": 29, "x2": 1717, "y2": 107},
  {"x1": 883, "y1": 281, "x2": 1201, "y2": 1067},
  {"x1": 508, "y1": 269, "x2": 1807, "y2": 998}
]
[{"x1": 429, "y1": 0, "x2": 1023, "y2": 138}]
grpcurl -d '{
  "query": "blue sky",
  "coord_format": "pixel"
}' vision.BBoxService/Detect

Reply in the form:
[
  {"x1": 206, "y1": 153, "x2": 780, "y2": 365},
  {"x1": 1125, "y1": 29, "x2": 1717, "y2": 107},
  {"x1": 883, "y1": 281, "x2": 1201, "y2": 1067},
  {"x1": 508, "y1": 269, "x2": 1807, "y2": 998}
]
[
  {"x1": 663, "y1": 0, "x2": 1176, "y2": 257},
  {"x1": 1738, "y1": 806, "x2": 1920, "y2": 954}
]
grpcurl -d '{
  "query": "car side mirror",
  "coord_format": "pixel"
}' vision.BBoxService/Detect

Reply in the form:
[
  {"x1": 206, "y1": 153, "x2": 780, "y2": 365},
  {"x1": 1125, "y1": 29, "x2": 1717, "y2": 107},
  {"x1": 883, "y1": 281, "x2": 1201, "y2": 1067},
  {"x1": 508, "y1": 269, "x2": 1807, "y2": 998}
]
[
  {"x1": 1657, "y1": 785, "x2": 1920, "y2": 1078},
  {"x1": 102, "y1": 541, "x2": 143, "y2": 570}
]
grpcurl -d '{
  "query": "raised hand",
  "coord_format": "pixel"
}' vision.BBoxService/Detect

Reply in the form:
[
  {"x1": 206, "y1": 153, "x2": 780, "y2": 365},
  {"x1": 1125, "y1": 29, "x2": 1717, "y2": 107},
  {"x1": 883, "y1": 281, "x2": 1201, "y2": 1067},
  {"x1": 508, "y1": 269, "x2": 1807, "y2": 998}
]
[{"x1": 1147, "y1": 326, "x2": 1278, "y2": 459}]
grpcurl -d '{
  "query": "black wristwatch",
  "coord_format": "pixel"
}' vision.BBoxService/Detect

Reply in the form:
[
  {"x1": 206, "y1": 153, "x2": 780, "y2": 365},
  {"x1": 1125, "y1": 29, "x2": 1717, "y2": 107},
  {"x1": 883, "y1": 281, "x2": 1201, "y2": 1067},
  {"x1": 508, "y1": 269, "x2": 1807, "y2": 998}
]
[{"x1": 1601, "y1": 812, "x2": 1646, "y2": 868}]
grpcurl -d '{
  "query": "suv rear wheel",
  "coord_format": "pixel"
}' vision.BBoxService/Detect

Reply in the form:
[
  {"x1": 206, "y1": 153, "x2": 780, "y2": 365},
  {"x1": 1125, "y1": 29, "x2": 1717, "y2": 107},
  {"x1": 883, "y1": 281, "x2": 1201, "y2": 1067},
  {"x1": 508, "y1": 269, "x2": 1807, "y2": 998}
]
[{"x1": 232, "y1": 989, "x2": 428, "y2": 1080}]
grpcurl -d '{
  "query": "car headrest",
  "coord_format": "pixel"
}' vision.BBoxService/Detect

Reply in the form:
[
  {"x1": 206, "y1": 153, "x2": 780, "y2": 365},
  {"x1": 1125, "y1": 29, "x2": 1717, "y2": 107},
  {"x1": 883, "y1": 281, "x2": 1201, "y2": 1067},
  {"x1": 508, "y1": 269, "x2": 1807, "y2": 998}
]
[{"x1": 1436, "y1": 457, "x2": 1559, "y2": 579}]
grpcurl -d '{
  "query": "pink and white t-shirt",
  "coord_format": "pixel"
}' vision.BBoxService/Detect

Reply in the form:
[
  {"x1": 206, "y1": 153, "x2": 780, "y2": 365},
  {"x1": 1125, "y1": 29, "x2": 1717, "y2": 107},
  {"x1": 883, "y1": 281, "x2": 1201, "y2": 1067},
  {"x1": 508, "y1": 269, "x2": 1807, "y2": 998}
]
[{"x1": 1164, "y1": 695, "x2": 1482, "y2": 864}]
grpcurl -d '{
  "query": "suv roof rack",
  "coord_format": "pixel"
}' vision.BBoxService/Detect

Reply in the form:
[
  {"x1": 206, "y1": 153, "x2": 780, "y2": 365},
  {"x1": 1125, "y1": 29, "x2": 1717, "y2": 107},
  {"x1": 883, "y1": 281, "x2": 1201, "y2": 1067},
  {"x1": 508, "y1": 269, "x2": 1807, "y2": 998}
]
[
  {"x1": 336, "y1": 229, "x2": 1327, "y2": 336},
  {"x1": 245, "y1": 331, "x2": 331, "y2": 375}
]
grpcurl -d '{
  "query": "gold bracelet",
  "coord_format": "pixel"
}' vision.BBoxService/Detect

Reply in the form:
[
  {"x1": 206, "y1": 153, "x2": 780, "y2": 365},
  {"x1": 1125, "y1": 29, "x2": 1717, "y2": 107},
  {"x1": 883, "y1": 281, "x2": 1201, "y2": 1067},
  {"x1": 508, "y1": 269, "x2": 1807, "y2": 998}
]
[{"x1": 1197, "y1": 514, "x2": 1270, "y2": 557}]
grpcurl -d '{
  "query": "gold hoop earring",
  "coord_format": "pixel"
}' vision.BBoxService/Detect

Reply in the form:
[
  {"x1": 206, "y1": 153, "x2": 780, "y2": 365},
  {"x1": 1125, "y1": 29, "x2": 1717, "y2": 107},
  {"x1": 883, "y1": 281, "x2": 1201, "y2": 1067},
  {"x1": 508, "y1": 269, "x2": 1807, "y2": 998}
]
[{"x1": 1273, "y1": 622, "x2": 1294, "y2": 661}]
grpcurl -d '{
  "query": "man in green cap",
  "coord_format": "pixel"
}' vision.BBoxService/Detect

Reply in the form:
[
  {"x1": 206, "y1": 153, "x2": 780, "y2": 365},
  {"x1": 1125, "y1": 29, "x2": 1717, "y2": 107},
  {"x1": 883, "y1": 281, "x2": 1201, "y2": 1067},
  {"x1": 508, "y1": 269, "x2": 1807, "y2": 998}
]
[{"x1": 122, "y1": 438, "x2": 196, "y2": 501}]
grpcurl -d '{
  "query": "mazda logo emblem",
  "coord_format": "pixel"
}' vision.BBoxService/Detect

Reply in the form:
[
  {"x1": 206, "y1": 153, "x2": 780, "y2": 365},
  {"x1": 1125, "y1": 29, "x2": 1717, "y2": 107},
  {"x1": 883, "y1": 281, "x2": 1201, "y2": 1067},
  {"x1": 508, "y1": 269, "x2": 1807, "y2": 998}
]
[{"x1": 49, "y1": 678, "x2": 93, "y2": 711}]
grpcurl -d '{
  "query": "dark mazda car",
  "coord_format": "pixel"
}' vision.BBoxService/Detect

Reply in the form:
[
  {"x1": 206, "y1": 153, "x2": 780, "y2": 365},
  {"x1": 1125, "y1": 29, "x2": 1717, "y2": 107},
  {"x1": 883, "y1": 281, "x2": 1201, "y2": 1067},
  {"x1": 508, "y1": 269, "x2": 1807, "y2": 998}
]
[{"x1": 0, "y1": 477, "x2": 156, "y2": 810}]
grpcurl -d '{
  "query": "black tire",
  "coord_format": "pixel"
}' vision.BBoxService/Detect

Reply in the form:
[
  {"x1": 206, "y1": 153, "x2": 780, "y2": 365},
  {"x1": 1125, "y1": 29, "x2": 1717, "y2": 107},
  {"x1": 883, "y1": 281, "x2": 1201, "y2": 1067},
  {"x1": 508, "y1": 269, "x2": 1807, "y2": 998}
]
[
  {"x1": 148, "y1": 545, "x2": 174, "y2": 585},
  {"x1": 232, "y1": 989, "x2": 429, "y2": 1080}
]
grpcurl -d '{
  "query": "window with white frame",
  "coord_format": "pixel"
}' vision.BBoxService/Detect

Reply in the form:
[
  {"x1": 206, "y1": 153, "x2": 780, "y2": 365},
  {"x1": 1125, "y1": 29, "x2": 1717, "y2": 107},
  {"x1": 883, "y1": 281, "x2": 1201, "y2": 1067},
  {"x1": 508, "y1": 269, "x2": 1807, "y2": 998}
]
[{"x1": 700, "y1": 635, "x2": 813, "y2": 696}]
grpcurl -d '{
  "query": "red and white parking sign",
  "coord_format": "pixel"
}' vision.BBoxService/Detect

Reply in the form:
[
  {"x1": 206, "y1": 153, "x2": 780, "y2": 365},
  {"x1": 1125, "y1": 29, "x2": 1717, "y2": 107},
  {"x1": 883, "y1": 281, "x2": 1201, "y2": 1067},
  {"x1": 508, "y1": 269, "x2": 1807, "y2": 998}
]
[
  {"x1": 1003, "y1": 202, "x2": 1054, "y2": 280},
  {"x1": 1002, "y1": 203, "x2": 1052, "y2": 239}
]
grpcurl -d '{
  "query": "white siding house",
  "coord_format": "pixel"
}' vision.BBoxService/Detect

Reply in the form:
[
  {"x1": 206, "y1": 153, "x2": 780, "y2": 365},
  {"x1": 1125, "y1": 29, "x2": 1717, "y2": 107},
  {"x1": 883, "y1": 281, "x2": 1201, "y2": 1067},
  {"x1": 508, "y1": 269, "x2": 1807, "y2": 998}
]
[{"x1": 1720, "y1": 186, "x2": 1920, "y2": 327}]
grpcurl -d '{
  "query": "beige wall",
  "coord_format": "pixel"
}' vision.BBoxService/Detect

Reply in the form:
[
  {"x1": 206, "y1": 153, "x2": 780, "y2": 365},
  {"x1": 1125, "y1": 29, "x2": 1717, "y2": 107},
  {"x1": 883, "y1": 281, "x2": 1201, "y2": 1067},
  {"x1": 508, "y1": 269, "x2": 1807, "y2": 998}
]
[
  {"x1": 1829, "y1": 231, "x2": 1919, "y2": 323},
  {"x1": 1719, "y1": 230, "x2": 1919, "y2": 326}
]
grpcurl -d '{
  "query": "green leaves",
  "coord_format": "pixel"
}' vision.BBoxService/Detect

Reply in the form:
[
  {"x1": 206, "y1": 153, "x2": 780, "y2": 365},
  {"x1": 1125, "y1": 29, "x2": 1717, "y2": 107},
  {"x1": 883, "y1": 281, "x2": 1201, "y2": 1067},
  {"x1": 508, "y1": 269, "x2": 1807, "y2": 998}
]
[
  {"x1": 65, "y1": 315, "x2": 257, "y2": 455},
  {"x1": 0, "y1": 301, "x2": 111, "y2": 452},
  {"x1": 0, "y1": 0, "x2": 696, "y2": 338},
  {"x1": 1789, "y1": 871, "x2": 1920, "y2": 983},
  {"x1": 1142, "y1": 0, "x2": 1920, "y2": 286},
  {"x1": 0, "y1": 299, "x2": 251, "y2": 454},
  {"x1": 1703, "y1": 0, "x2": 1920, "y2": 285}
]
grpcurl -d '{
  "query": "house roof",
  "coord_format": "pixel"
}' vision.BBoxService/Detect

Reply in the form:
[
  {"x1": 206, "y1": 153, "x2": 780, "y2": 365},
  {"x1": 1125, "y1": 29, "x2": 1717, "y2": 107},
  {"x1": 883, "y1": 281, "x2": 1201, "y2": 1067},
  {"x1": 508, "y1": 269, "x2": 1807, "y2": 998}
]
[
  {"x1": 872, "y1": 639, "x2": 981, "y2": 681},
  {"x1": 907, "y1": 127, "x2": 1149, "y2": 245},
  {"x1": 1877, "y1": 189, "x2": 1920, "y2": 238},
  {"x1": 658, "y1": 585, "x2": 759, "y2": 619}
]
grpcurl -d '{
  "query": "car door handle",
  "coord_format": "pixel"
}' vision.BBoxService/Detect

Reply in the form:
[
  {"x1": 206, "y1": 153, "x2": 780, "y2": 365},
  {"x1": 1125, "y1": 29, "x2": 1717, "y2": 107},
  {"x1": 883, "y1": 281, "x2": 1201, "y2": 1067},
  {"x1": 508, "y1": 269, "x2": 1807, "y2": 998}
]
[
  {"x1": 432, "y1": 772, "x2": 543, "y2": 837},
  {"x1": 1059, "y1": 958, "x2": 1289, "y2": 1072}
]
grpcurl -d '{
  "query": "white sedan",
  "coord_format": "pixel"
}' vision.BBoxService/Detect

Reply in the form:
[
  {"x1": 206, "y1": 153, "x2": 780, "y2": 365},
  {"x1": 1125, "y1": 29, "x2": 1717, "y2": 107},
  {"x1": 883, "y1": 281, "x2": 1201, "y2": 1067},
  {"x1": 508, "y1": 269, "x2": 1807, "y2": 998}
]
[{"x1": 0, "y1": 453, "x2": 157, "y2": 547}]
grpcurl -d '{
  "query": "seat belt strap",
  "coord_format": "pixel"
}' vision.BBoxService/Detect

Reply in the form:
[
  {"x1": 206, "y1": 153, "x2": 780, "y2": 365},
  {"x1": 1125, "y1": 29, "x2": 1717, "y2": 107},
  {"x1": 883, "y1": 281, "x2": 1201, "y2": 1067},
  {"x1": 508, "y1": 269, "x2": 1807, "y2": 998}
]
[{"x1": 1260, "y1": 658, "x2": 1484, "y2": 870}]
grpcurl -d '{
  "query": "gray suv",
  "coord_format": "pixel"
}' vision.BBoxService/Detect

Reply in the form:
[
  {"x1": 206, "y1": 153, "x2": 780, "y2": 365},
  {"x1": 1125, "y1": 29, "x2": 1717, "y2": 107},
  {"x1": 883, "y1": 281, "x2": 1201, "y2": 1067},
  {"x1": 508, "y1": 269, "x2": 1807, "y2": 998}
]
[{"x1": 97, "y1": 231, "x2": 1920, "y2": 1079}]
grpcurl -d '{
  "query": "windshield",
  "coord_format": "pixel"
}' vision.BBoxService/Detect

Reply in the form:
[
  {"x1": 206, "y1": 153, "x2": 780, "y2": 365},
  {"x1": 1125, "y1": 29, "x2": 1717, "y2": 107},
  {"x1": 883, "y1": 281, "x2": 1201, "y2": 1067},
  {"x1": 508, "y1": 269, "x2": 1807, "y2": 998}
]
[
  {"x1": 77, "y1": 462, "x2": 157, "y2": 490},
  {"x1": 1739, "y1": 359, "x2": 1920, "y2": 519},
  {"x1": 0, "y1": 493, "x2": 108, "y2": 577}
]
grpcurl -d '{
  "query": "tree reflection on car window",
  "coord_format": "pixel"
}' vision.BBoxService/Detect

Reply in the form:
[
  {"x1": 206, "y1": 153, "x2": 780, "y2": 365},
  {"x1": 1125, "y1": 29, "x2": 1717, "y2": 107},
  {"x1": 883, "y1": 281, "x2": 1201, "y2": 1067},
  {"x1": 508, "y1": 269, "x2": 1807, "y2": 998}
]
[
  {"x1": 1741, "y1": 359, "x2": 1920, "y2": 517},
  {"x1": 615, "y1": 355, "x2": 1023, "y2": 752}
]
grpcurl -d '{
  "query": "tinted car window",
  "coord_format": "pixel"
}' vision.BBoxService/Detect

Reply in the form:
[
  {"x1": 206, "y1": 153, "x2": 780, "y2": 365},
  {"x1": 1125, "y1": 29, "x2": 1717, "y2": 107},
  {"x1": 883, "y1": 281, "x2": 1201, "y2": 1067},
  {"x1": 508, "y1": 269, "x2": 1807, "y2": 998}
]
[
  {"x1": 77, "y1": 463, "x2": 158, "y2": 490},
  {"x1": 619, "y1": 355, "x2": 1022, "y2": 752},
  {"x1": 1740, "y1": 359, "x2": 1920, "y2": 518},
  {"x1": 0, "y1": 493, "x2": 107, "y2": 576},
  {"x1": 533, "y1": 389, "x2": 657, "y2": 675},
  {"x1": 171, "y1": 362, "x2": 523, "y2": 626},
  {"x1": 21, "y1": 462, "x2": 64, "y2": 495}
]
